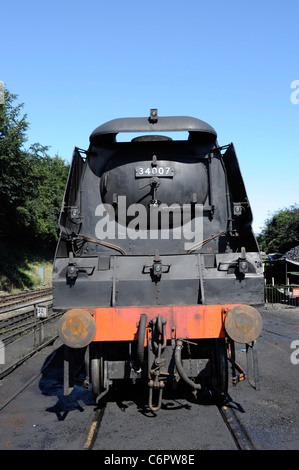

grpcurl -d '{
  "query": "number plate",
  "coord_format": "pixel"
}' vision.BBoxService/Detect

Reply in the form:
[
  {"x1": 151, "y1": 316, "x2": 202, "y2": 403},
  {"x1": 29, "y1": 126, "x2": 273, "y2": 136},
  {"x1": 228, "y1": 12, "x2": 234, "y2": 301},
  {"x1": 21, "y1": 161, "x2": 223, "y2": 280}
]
[
  {"x1": 36, "y1": 306, "x2": 48, "y2": 318},
  {"x1": 135, "y1": 165, "x2": 174, "y2": 177}
]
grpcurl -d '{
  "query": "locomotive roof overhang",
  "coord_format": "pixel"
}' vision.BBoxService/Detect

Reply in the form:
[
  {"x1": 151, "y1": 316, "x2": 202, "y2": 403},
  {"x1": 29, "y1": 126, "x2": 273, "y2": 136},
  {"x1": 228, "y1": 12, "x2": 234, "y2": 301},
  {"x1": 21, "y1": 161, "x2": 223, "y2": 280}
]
[{"x1": 89, "y1": 112, "x2": 217, "y2": 143}]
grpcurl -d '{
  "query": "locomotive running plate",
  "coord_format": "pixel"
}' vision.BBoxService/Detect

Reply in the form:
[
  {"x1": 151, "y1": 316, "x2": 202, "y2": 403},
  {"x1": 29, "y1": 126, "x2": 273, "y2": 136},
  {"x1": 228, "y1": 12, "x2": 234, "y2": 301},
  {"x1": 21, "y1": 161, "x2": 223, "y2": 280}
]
[{"x1": 135, "y1": 165, "x2": 174, "y2": 177}]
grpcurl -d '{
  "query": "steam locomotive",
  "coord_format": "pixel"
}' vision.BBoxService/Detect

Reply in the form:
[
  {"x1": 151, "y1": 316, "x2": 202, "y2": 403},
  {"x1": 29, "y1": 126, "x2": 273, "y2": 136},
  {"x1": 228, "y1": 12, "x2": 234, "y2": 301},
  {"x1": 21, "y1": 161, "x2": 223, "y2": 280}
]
[{"x1": 53, "y1": 109, "x2": 263, "y2": 410}]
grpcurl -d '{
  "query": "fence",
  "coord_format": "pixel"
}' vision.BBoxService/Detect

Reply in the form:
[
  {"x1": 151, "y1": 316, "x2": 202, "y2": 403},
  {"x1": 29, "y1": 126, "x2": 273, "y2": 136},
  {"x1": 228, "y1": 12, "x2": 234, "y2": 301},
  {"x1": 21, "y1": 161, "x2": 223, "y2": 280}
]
[
  {"x1": 0, "y1": 300, "x2": 64, "y2": 378},
  {"x1": 265, "y1": 285, "x2": 299, "y2": 307}
]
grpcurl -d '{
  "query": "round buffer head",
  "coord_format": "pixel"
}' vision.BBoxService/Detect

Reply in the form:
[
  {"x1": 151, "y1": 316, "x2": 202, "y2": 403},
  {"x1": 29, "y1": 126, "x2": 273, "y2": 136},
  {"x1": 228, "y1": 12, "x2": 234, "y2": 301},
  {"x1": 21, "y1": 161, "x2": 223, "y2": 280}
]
[
  {"x1": 224, "y1": 305, "x2": 263, "y2": 344},
  {"x1": 58, "y1": 309, "x2": 96, "y2": 348}
]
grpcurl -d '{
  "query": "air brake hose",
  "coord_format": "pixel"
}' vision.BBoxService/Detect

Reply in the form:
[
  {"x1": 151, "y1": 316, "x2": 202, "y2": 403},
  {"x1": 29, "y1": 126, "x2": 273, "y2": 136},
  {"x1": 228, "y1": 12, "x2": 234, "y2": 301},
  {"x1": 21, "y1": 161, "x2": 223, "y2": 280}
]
[{"x1": 174, "y1": 339, "x2": 202, "y2": 390}]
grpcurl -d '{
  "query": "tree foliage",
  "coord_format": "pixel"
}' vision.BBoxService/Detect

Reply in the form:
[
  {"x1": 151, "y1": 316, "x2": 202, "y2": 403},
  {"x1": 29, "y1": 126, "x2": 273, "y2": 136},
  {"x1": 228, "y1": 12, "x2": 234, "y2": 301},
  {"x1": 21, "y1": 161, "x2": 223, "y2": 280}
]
[
  {"x1": 0, "y1": 90, "x2": 30, "y2": 217},
  {"x1": 0, "y1": 88, "x2": 69, "y2": 250},
  {"x1": 257, "y1": 205, "x2": 299, "y2": 254},
  {"x1": 18, "y1": 143, "x2": 69, "y2": 245}
]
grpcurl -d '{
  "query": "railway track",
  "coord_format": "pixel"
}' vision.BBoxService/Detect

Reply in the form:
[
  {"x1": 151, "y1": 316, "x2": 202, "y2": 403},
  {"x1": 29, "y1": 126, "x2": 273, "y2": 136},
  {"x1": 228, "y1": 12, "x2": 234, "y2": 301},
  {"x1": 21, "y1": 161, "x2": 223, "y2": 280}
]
[
  {"x1": 218, "y1": 400, "x2": 255, "y2": 450},
  {"x1": 0, "y1": 301, "x2": 56, "y2": 340},
  {"x1": 0, "y1": 337, "x2": 256, "y2": 451},
  {"x1": 0, "y1": 293, "x2": 62, "y2": 380},
  {"x1": 0, "y1": 287, "x2": 53, "y2": 312},
  {"x1": 82, "y1": 393, "x2": 256, "y2": 451}
]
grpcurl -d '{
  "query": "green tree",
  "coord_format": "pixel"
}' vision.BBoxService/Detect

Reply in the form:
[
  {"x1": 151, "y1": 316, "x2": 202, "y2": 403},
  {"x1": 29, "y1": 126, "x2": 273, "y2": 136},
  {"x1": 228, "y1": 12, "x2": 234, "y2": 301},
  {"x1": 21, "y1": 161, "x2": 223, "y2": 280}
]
[
  {"x1": 0, "y1": 87, "x2": 69, "y2": 248},
  {"x1": 0, "y1": 86, "x2": 70, "y2": 290},
  {"x1": 0, "y1": 88, "x2": 31, "y2": 237},
  {"x1": 18, "y1": 143, "x2": 69, "y2": 247},
  {"x1": 257, "y1": 205, "x2": 299, "y2": 254}
]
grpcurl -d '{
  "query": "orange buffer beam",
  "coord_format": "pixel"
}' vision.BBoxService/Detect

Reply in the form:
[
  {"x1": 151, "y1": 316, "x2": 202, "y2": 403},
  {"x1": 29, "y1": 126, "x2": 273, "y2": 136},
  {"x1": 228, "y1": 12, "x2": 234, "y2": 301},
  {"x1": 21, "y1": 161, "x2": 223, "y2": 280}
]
[{"x1": 88, "y1": 305, "x2": 241, "y2": 343}]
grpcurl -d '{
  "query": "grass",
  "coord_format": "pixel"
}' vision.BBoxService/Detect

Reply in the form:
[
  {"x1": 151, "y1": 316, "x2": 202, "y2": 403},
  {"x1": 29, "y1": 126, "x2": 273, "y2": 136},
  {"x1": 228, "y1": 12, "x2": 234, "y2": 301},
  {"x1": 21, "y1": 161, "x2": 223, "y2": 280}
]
[{"x1": 0, "y1": 241, "x2": 54, "y2": 293}]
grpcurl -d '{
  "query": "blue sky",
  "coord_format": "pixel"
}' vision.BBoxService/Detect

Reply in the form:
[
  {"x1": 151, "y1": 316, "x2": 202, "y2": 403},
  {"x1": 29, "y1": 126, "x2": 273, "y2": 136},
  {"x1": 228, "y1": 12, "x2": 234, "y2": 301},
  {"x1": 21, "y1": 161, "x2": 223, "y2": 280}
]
[{"x1": 1, "y1": 0, "x2": 298, "y2": 233}]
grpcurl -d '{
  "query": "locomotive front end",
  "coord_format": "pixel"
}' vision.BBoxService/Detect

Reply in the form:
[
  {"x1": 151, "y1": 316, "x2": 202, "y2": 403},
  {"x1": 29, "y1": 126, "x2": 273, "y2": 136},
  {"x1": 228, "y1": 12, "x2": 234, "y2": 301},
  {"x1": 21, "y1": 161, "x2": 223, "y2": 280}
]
[{"x1": 53, "y1": 110, "x2": 264, "y2": 409}]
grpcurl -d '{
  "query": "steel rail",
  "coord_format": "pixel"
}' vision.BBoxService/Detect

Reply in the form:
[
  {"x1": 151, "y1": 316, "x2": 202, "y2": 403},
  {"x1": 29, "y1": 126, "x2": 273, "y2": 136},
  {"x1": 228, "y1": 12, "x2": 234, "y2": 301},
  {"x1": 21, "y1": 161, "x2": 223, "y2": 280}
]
[
  {"x1": 218, "y1": 399, "x2": 256, "y2": 450},
  {"x1": 0, "y1": 302, "x2": 64, "y2": 379},
  {"x1": 0, "y1": 288, "x2": 53, "y2": 311}
]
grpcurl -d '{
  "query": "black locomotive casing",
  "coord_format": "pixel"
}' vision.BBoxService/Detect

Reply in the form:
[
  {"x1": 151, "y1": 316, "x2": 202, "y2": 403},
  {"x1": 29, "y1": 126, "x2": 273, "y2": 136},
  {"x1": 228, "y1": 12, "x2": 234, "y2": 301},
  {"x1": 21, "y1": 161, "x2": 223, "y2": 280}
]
[
  {"x1": 53, "y1": 111, "x2": 264, "y2": 405},
  {"x1": 53, "y1": 112, "x2": 264, "y2": 310}
]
